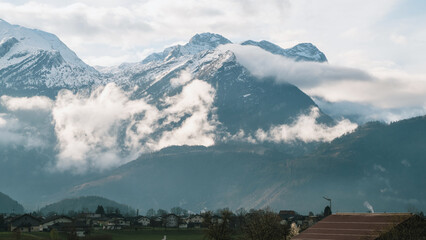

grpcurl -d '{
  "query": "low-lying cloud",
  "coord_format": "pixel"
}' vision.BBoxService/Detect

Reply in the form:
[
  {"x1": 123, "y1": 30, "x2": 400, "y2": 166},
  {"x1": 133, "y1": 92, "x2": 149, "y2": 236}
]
[
  {"x1": 221, "y1": 44, "x2": 372, "y2": 88},
  {"x1": 1, "y1": 95, "x2": 53, "y2": 111},
  {"x1": 154, "y1": 79, "x2": 217, "y2": 150},
  {"x1": 231, "y1": 107, "x2": 357, "y2": 143},
  {"x1": 51, "y1": 74, "x2": 217, "y2": 173},
  {"x1": 0, "y1": 70, "x2": 358, "y2": 173},
  {"x1": 0, "y1": 71, "x2": 218, "y2": 173},
  {"x1": 52, "y1": 83, "x2": 157, "y2": 172},
  {"x1": 256, "y1": 108, "x2": 357, "y2": 143},
  {"x1": 313, "y1": 97, "x2": 426, "y2": 123},
  {"x1": 0, "y1": 113, "x2": 49, "y2": 149},
  {"x1": 222, "y1": 44, "x2": 426, "y2": 122}
]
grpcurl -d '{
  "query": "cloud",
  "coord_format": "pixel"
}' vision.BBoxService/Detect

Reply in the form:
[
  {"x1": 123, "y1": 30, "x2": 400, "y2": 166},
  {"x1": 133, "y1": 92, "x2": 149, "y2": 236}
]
[
  {"x1": 1, "y1": 66, "x2": 359, "y2": 172},
  {"x1": 221, "y1": 44, "x2": 372, "y2": 88},
  {"x1": 154, "y1": 79, "x2": 217, "y2": 150},
  {"x1": 254, "y1": 107, "x2": 357, "y2": 143},
  {"x1": 52, "y1": 83, "x2": 159, "y2": 173},
  {"x1": 0, "y1": 113, "x2": 49, "y2": 148},
  {"x1": 222, "y1": 44, "x2": 426, "y2": 121},
  {"x1": 0, "y1": 96, "x2": 56, "y2": 149},
  {"x1": 0, "y1": 71, "x2": 217, "y2": 173},
  {"x1": 0, "y1": 68, "x2": 358, "y2": 173},
  {"x1": 313, "y1": 97, "x2": 426, "y2": 124},
  {"x1": 401, "y1": 159, "x2": 411, "y2": 167},
  {"x1": 0, "y1": 114, "x2": 6, "y2": 127},
  {"x1": 1, "y1": 95, "x2": 53, "y2": 111},
  {"x1": 0, "y1": 0, "x2": 292, "y2": 66},
  {"x1": 390, "y1": 33, "x2": 407, "y2": 45},
  {"x1": 50, "y1": 71, "x2": 218, "y2": 173},
  {"x1": 170, "y1": 69, "x2": 192, "y2": 87},
  {"x1": 230, "y1": 107, "x2": 357, "y2": 143},
  {"x1": 373, "y1": 164, "x2": 386, "y2": 172}
]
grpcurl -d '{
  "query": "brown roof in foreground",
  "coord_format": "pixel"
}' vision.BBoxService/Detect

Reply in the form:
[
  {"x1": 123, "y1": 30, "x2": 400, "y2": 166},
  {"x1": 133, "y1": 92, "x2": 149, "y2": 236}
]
[{"x1": 292, "y1": 213, "x2": 413, "y2": 240}]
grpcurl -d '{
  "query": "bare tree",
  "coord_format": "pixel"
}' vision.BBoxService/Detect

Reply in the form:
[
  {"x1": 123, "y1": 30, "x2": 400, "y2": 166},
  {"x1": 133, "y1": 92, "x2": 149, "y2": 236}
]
[
  {"x1": 146, "y1": 208, "x2": 155, "y2": 217},
  {"x1": 376, "y1": 215, "x2": 426, "y2": 240},
  {"x1": 242, "y1": 209, "x2": 289, "y2": 240},
  {"x1": 171, "y1": 206, "x2": 188, "y2": 216},
  {"x1": 205, "y1": 209, "x2": 234, "y2": 240}
]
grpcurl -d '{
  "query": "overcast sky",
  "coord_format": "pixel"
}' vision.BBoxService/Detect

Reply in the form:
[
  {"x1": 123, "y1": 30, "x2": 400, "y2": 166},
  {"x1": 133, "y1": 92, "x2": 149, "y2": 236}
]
[
  {"x1": 0, "y1": 0, "x2": 424, "y2": 71},
  {"x1": 1, "y1": 0, "x2": 426, "y2": 121}
]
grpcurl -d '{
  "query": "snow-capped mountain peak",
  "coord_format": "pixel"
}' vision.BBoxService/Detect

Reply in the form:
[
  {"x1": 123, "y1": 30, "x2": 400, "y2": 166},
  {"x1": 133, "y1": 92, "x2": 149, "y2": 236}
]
[
  {"x1": 286, "y1": 43, "x2": 328, "y2": 62},
  {"x1": 0, "y1": 19, "x2": 87, "y2": 67},
  {"x1": 142, "y1": 33, "x2": 232, "y2": 64},
  {"x1": 187, "y1": 32, "x2": 232, "y2": 48},
  {"x1": 0, "y1": 19, "x2": 100, "y2": 92},
  {"x1": 241, "y1": 39, "x2": 327, "y2": 62}
]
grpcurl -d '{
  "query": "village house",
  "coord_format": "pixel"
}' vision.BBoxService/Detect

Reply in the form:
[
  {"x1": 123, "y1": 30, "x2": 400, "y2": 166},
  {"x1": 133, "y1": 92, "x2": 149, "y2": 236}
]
[
  {"x1": 277, "y1": 209, "x2": 315, "y2": 228},
  {"x1": 49, "y1": 221, "x2": 91, "y2": 237},
  {"x1": 92, "y1": 216, "x2": 110, "y2": 230},
  {"x1": 278, "y1": 210, "x2": 297, "y2": 222},
  {"x1": 165, "y1": 214, "x2": 179, "y2": 228},
  {"x1": 136, "y1": 216, "x2": 150, "y2": 227},
  {"x1": 178, "y1": 220, "x2": 188, "y2": 229},
  {"x1": 150, "y1": 216, "x2": 163, "y2": 228},
  {"x1": 40, "y1": 215, "x2": 73, "y2": 231},
  {"x1": 187, "y1": 214, "x2": 203, "y2": 228},
  {"x1": 104, "y1": 217, "x2": 130, "y2": 230},
  {"x1": 10, "y1": 214, "x2": 41, "y2": 232}
]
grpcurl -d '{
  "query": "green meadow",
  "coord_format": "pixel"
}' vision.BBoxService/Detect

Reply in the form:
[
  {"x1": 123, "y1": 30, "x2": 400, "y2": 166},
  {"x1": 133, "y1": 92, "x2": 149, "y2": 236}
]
[{"x1": 0, "y1": 229, "x2": 205, "y2": 240}]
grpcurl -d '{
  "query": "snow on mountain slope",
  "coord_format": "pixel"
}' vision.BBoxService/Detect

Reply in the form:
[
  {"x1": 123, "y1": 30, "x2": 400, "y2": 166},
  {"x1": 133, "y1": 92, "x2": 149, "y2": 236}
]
[
  {"x1": 141, "y1": 33, "x2": 232, "y2": 64},
  {"x1": 241, "y1": 40, "x2": 328, "y2": 62},
  {"x1": 92, "y1": 32, "x2": 335, "y2": 137},
  {"x1": 0, "y1": 23, "x2": 344, "y2": 170},
  {"x1": 0, "y1": 19, "x2": 328, "y2": 97},
  {"x1": 0, "y1": 19, "x2": 101, "y2": 91}
]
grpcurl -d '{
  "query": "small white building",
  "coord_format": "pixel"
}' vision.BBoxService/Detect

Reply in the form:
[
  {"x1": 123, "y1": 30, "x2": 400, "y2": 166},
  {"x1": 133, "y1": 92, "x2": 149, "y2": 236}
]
[
  {"x1": 165, "y1": 214, "x2": 179, "y2": 228},
  {"x1": 189, "y1": 214, "x2": 204, "y2": 224},
  {"x1": 40, "y1": 216, "x2": 73, "y2": 231},
  {"x1": 137, "y1": 216, "x2": 151, "y2": 226}
]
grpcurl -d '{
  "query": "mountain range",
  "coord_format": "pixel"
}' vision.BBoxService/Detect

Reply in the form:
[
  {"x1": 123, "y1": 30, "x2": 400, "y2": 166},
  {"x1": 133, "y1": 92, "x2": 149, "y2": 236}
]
[
  {"x1": 0, "y1": 19, "x2": 424, "y2": 214},
  {"x1": 39, "y1": 196, "x2": 135, "y2": 216},
  {"x1": 0, "y1": 192, "x2": 24, "y2": 214},
  {"x1": 63, "y1": 116, "x2": 426, "y2": 213}
]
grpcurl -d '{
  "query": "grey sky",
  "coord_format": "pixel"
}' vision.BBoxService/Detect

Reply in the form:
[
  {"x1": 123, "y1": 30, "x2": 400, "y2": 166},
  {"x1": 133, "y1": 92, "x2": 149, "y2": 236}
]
[{"x1": 0, "y1": 0, "x2": 423, "y2": 70}]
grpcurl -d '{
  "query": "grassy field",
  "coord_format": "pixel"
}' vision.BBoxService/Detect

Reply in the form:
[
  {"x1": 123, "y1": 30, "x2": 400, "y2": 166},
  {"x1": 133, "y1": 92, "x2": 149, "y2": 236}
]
[
  {"x1": 0, "y1": 231, "x2": 64, "y2": 240},
  {"x1": 0, "y1": 229, "x2": 205, "y2": 240},
  {"x1": 91, "y1": 229, "x2": 205, "y2": 240}
]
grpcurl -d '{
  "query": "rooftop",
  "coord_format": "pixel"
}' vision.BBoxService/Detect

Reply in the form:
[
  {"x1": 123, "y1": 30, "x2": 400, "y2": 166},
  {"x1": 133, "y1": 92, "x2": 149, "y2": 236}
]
[{"x1": 292, "y1": 213, "x2": 413, "y2": 240}]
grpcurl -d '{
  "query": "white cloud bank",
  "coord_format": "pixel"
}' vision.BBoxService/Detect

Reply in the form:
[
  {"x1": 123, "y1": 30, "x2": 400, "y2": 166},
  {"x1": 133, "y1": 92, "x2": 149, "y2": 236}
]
[
  {"x1": 0, "y1": 81, "x2": 356, "y2": 173},
  {"x1": 0, "y1": 71, "x2": 218, "y2": 173},
  {"x1": 52, "y1": 83, "x2": 158, "y2": 172},
  {"x1": 51, "y1": 75, "x2": 217, "y2": 173},
  {"x1": 256, "y1": 108, "x2": 357, "y2": 143},
  {"x1": 222, "y1": 44, "x2": 426, "y2": 122},
  {"x1": 0, "y1": 115, "x2": 6, "y2": 127},
  {"x1": 230, "y1": 107, "x2": 357, "y2": 144},
  {"x1": 0, "y1": 113, "x2": 49, "y2": 149},
  {"x1": 1, "y1": 95, "x2": 53, "y2": 111},
  {"x1": 154, "y1": 79, "x2": 217, "y2": 150}
]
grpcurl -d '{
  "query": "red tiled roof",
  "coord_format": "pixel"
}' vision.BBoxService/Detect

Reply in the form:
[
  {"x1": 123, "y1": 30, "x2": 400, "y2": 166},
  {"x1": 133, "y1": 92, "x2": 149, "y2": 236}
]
[{"x1": 292, "y1": 213, "x2": 412, "y2": 240}]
